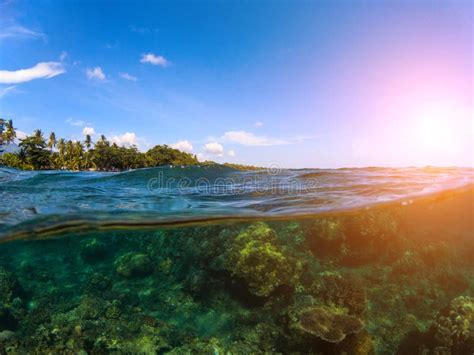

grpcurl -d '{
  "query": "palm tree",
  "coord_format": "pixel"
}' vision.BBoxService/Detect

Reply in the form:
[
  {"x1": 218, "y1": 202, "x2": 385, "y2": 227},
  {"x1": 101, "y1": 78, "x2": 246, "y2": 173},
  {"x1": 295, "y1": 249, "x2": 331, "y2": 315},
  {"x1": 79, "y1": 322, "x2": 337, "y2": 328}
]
[
  {"x1": 84, "y1": 134, "x2": 92, "y2": 150},
  {"x1": 65, "y1": 140, "x2": 74, "y2": 170},
  {"x1": 34, "y1": 129, "x2": 42, "y2": 139},
  {"x1": 47, "y1": 132, "x2": 56, "y2": 151},
  {"x1": 57, "y1": 138, "x2": 65, "y2": 155},
  {"x1": 73, "y1": 141, "x2": 84, "y2": 170},
  {"x1": 0, "y1": 118, "x2": 5, "y2": 150},
  {"x1": 56, "y1": 138, "x2": 66, "y2": 169},
  {"x1": 4, "y1": 120, "x2": 16, "y2": 144}
]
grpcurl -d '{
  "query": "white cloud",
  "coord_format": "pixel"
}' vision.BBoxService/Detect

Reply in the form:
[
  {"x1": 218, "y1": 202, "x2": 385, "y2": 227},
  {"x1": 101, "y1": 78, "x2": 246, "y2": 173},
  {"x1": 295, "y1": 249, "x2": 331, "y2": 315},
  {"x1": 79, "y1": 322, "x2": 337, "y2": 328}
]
[
  {"x1": 0, "y1": 25, "x2": 46, "y2": 41},
  {"x1": 204, "y1": 142, "x2": 224, "y2": 156},
  {"x1": 111, "y1": 132, "x2": 137, "y2": 147},
  {"x1": 66, "y1": 118, "x2": 88, "y2": 127},
  {"x1": 140, "y1": 53, "x2": 169, "y2": 67},
  {"x1": 227, "y1": 149, "x2": 236, "y2": 157},
  {"x1": 171, "y1": 140, "x2": 193, "y2": 153},
  {"x1": 16, "y1": 130, "x2": 28, "y2": 140},
  {"x1": 197, "y1": 153, "x2": 206, "y2": 162},
  {"x1": 83, "y1": 126, "x2": 95, "y2": 135},
  {"x1": 0, "y1": 62, "x2": 65, "y2": 84},
  {"x1": 86, "y1": 67, "x2": 105, "y2": 81},
  {"x1": 119, "y1": 72, "x2": 138, "y2": 81},
  {"x1": 253, "y1": 121, "x2": 263, "y2": 128},
  {"x1": 0, "y1": 85, "x2": 16, "y2": 98},
  {"x1": 221, "y1": 130, "x2": 287, "y2": 146}
]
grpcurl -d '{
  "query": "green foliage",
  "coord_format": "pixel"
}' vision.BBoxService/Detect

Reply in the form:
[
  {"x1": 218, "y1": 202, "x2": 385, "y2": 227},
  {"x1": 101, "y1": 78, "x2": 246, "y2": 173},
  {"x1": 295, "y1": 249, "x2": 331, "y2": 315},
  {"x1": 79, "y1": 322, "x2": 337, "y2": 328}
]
[
  {"x1": 18, "y1": 134, "x2": 51, "y2": 170},
  {"x1": 0, "y1": 119, "x2": 262, "y2": 171},
  {"x1": 0, "y1": 153, "x2": 23, "y2": 169},
  {"x1": 146, "y1": 144, "x2": 198, "y2": 167},
  {"x1": 201, "y1": 161, "x2": 262, "y2": 171},
  {"x1": 0, "y1": 118, "x2": 5, "y2": 146},
  {"x1": 3, "y1": 120, "x2": 16, "y2": 145},
  {"x1": 1, "y1": 127, "x2": 199, "y2": 171}
]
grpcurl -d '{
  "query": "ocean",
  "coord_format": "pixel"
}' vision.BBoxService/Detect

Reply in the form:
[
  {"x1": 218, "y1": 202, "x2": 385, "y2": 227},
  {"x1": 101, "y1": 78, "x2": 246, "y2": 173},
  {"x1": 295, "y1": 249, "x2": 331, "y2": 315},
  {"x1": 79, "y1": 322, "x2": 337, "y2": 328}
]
[{"x1": 0, "y1": 166, "x2": 472, "y2": 353}]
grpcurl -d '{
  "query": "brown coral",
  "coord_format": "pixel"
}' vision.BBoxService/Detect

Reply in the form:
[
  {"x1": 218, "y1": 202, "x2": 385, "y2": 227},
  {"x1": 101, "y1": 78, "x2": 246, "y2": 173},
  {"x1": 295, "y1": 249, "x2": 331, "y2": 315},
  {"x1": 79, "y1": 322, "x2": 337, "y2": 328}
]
[{"x1": 295, "y1": 305, "x2": 364, "y2": 343}]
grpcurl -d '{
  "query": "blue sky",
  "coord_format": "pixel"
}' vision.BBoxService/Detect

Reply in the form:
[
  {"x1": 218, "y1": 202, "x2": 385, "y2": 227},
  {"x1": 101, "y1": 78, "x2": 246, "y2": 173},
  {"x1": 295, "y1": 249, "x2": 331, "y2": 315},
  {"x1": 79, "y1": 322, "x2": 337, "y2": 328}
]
[{"x1": 0, "y1": 0, "x2": 472, "y2": 168}]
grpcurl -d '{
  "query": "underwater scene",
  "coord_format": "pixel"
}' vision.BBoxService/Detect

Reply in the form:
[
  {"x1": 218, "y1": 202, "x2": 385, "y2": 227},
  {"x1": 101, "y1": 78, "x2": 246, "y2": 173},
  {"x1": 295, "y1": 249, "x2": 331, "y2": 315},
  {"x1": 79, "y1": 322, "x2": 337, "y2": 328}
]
[{"x1": 0, "y1": 166, "x2": 473, "y2": 354}]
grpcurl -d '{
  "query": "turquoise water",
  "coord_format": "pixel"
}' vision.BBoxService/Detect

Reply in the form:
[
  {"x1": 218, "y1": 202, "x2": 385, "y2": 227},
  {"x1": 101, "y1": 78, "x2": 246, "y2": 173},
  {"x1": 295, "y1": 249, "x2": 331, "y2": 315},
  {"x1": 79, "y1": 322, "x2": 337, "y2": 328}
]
[{"x1": 0, "y1": 166, "x2": 473, "y2": 353}]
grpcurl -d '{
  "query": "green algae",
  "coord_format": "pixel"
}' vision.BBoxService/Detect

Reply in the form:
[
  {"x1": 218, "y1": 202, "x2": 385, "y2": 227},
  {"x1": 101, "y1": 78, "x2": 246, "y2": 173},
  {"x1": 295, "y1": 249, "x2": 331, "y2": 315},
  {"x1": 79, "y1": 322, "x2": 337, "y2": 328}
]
[{"x1": 0, "y1": 190, "x2": 473, "y2": 354}]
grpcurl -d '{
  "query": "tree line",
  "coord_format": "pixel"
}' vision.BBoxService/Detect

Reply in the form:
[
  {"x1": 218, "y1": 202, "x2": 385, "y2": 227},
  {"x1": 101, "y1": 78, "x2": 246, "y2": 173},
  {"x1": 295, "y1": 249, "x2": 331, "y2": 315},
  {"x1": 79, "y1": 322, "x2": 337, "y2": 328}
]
[{"x1": 0, "y1": 118, "x2": 199, "y2": 171}]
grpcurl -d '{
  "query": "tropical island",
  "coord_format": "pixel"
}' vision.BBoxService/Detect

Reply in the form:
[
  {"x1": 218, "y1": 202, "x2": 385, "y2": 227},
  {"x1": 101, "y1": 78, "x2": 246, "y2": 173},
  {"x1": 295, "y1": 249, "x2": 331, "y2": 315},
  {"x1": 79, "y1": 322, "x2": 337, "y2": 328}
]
[{"x1": 0, "y1": 118, "x2": 258, "y2": 171}]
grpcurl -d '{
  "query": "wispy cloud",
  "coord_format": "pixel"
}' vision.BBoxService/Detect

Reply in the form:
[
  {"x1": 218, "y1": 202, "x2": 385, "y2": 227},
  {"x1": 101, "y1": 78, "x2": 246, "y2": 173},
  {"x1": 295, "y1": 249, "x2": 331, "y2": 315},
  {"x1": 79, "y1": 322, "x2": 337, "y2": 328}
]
[
  {"x1": 171, "y1": 140, "x2": 193, "y2": 153},
  {"x1": 86, "y1": 67, "x2": 106, "y2": 81},
  {"x1": 221, "y1": 130, "x2": 287, "y2": 146},
  {"x1": 0, "y1": 85, "x2": 16, "y2": 98},
  {"x1": 0, "y1": 25, "x2": 46, "y2": 41},
  {"x1": 119, "y1": 72, "x2": 138, "y2": 81},
  {"x1": 130, "y1": 25, "x2": 160, "y2": 34},
  {"x1": 105, "y1": 40, "x2": 119, "y2": 49},
  {"x1": 253, "y1": 121, "x2": 264, "y2": 128},
  {"x1": 59, "y1": 51, "x2": 67, "y2": 61},
  {"x1": 66, "y1": 118, "x2": 89, "y2": 127},
  {"x1": 0, "y1": 62, "x2": 65, "y2": 84},
  {"x1": 140, "y1": 53, "x2": 169, "y2": 67}
]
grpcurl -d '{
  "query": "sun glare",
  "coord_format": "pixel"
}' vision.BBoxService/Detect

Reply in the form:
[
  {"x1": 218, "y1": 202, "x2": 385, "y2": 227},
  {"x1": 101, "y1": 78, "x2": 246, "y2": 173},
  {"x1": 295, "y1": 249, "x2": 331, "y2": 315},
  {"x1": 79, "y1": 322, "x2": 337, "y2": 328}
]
[
  {"x1": 411, "y1": 100, "x2": 466, "y2": 151},
  {"x1": 417, "y1": 114, "x2": 452, "y2": 148}
]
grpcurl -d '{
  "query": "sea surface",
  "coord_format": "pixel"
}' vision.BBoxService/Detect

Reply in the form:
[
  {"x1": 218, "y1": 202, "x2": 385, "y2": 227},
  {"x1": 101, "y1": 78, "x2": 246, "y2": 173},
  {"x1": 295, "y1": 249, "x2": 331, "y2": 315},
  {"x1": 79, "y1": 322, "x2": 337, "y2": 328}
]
[{"x1": 0, "y1": 166, "x2": 472, "y2": 353}]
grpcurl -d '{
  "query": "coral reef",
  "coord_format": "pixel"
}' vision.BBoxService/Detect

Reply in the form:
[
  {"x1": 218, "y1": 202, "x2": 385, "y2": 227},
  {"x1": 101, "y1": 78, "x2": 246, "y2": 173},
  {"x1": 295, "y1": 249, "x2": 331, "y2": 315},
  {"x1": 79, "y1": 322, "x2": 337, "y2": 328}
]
[
  {"x1": 0, "y1": 200, "x2": 471, "y2": 353},
  {"x1": 115, "y1": 252, "x2": 153, "y2": 278},
  {"x1": 433, "y1": 296, "x2": 474, "y2": 349}
]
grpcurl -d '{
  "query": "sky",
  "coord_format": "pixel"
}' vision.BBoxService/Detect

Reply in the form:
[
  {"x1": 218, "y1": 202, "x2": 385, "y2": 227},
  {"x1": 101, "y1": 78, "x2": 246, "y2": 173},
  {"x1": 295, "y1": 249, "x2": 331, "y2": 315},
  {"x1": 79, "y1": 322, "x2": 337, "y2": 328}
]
[{"x1": 0, "y1": 0, "x2": 472, "y2": 168}]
